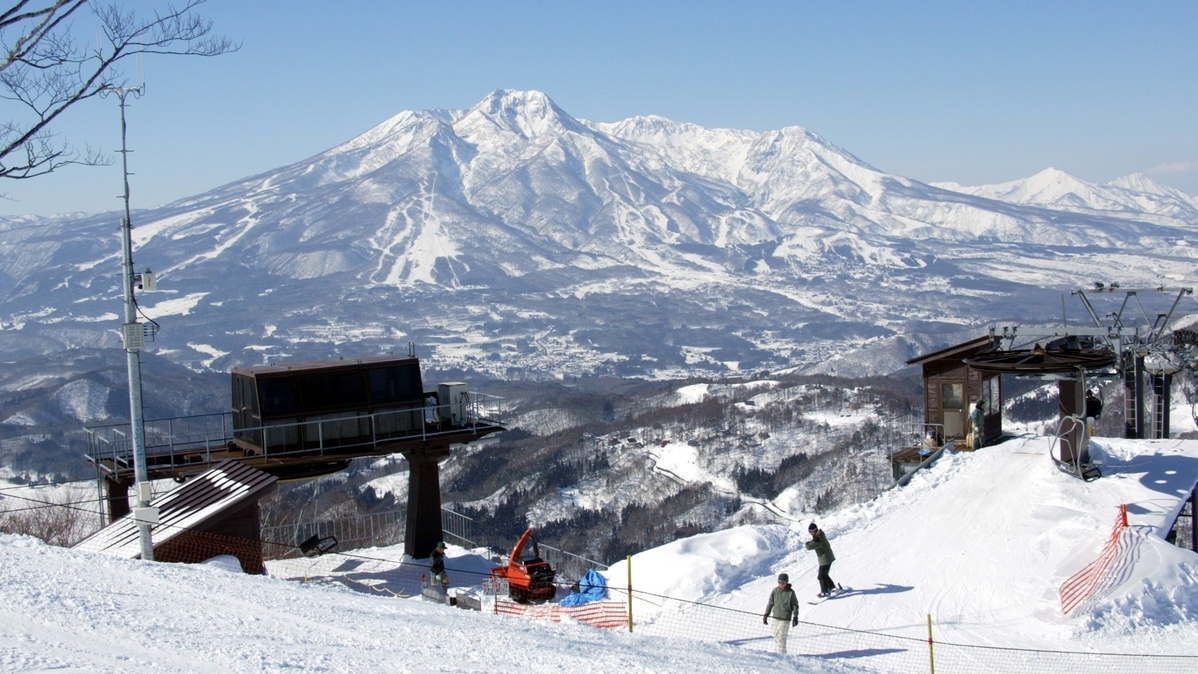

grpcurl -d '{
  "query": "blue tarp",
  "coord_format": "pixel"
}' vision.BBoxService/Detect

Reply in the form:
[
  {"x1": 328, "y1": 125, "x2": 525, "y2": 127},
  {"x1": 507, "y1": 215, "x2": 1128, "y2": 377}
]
[{"x1": 559, "y1": 568, "x2": 608, "y2": 607}]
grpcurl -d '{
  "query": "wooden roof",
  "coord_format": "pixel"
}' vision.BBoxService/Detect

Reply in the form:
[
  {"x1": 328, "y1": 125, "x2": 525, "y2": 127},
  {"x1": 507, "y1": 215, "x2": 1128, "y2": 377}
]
[
  {"x1": 905, "y1": 336, "x2": 993, "y2": 367},
  {"x1": 74, "y1": 460, "x2": 277, "y2": 559}
]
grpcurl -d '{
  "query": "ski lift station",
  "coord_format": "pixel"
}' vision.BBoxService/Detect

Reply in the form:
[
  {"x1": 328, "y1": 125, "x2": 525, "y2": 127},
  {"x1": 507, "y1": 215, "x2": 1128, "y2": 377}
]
[
  {"x1": 83, "y1": 353, "x2": 505, "y2": 565},
  {"x1": 896, "y1": 285, "x2": 1198, "y2": 489}
]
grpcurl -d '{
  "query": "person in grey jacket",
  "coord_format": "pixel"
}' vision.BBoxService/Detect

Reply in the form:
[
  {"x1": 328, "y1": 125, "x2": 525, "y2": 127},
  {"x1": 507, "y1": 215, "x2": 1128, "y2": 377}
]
[
  {"x1": 970, "y1": 399, "x2": 986, "y2": 449},
  {"x1": 805, "y1": 523, "x2": 838, "y2": 597},
  {"x1": 763, "y1": 573, "x2": 799, "y2": 654}
]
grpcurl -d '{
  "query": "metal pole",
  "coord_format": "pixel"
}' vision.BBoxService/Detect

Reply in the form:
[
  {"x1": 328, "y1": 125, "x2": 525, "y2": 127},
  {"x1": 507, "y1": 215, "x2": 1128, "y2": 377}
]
[
  {"x1": 927, "y1": 613, "x2": 936, "y2": 674},
  {"x1": 627, "y1": 554, "x2": 633, "y2": 633},
  {"x1": 104, "y1": 85, "x2": 154, "y2": 562}
]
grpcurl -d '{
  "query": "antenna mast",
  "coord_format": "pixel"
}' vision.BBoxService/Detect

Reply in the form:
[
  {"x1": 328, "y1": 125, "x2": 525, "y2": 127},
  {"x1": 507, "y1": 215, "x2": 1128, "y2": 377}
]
[{"x1": 102, "y1": 84, "x2": 156, "y2": 561}]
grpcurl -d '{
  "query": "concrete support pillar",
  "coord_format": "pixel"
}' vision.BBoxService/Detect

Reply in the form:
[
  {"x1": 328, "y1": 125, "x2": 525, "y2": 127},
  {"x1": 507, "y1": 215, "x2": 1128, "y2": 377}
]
[
  {"x1": 104, "y1": 475, "x2": 134, "y2": 523},
  {"x1": 402, "y1": 445, "x2": 451, "y2": 559}
]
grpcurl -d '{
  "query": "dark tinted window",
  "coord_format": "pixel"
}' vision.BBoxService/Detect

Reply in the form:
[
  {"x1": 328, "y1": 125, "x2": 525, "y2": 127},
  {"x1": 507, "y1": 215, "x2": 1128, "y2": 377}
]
[
  {"x1": 299, "y1": 371, "x2": 368, "y2": 410},
  {"x1": 368, "y1": 364, "x2": 423, "y2": 403},
  {"x1": 236, "y1": 376, "x2": 257, "y2": 414},
  {"x1": 258, "y1": 378, "x2": 298, "y2": 416},
  {"x1": 231, "y1": 375, "x2": 243, "y2": 409}
]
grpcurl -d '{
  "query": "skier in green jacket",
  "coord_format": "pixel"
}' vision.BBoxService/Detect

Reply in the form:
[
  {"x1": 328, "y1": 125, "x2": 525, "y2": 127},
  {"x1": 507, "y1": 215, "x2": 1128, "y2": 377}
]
[
  {"x1": 970, "y1": 399, "x2": 986, "y2": 449},
  {"x1": 805, "y1": 523, "x2": 838, "y2": 597},
  {"x1": 763, "y1": 573, "x2": 799, "y2": 654}
]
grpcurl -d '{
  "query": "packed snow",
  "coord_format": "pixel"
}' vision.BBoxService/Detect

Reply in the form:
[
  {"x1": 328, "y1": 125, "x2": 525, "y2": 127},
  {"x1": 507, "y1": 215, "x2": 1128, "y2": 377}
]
[{"x1": 2, "y1": 434, "x2": 1197, "y2": 672}]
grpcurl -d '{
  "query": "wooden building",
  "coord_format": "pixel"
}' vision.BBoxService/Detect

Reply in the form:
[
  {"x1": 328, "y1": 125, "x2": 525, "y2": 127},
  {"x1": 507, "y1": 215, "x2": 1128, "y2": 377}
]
[{"x1": 906, "y1": 336, "x2": 1003, "y2": 447}]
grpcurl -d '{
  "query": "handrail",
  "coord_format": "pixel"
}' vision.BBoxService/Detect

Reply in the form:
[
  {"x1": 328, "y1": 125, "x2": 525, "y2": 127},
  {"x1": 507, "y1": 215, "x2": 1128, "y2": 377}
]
[
  {"x1": 84, "y1": 391, "x2": 506, "y2": 477},
  {"x1": 899, "y1": 422, "x2": 946, "y2": 452},
  {"x1": 891, "y1": 445, "x2": 948, "y2": 489}
]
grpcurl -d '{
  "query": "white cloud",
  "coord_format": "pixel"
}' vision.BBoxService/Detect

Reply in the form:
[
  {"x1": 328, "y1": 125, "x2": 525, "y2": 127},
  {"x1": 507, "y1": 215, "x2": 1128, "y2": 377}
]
[{"x1": 1147, "y1": 160, "x2": 1198, "y2": 175}]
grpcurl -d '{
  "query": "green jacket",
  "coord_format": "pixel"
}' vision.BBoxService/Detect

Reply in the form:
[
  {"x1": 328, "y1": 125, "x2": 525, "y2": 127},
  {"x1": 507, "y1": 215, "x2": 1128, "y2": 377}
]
[
  {"x1": 765, "y1": 583, "x2": 799, "y2": 620},
  {"x1": 970, "y1": 405, "x2": 985, "y2": 432},
  {"x1": 805, "y1": 530, "x2": 835, "y2": 566}
]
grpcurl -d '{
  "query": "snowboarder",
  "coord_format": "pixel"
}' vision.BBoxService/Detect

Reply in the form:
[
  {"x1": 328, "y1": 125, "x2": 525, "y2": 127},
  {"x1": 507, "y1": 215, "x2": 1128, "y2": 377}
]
[
  {"x1": 763, "y1": 573, "x2": 799, "y2": 654},
  {"x1": 805, "y1": 523, "x2": 837, "y2": 597},
  {"x1": 429, "y1": 541, "x2": 449, "y2": 588},
  {"x1": 970, "y1": 399, "x2": 986, "y2": 449}
]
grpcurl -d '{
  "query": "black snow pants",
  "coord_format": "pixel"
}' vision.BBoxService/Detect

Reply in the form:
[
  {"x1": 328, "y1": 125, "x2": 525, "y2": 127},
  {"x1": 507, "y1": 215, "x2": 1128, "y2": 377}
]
[{"x1": 817, "y1": 564, "x2": 835, "y2": 594}]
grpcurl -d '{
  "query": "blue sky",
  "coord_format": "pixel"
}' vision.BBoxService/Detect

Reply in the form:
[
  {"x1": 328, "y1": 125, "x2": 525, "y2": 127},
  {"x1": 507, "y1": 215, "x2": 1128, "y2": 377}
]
[{"x1": 2, "y1": 0, "x2": 1196, "y2": 216}]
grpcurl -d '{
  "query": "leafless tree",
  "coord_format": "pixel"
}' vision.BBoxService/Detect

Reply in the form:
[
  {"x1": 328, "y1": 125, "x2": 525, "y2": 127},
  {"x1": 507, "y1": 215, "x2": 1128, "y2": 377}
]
[
  {"x1": 0, "y1": 487, "x2": 99, "y2": 546},
  {"x1": 0, "y1": 0, "x2": 236, "y2": 180}
]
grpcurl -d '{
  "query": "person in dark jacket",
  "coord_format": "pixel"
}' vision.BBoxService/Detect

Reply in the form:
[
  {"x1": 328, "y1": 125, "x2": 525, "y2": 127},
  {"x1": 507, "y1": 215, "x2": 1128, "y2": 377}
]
[
  {"x1": 763, "y1": 573, "x2": 799, "y2": 654},
  {"x1": 429, "y1": 541, "x2": 448, "y2": 588},
  {"x1": 1085, "y1": 390, "x2": 1103, "y2": 421},
  {"x1": 805, "y1": 523, "x2": 838, "y2": 597}
]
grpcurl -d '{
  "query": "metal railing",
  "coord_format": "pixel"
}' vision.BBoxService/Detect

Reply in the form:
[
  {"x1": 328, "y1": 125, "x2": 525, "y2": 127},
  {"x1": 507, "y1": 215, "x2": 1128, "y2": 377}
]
[
  {"x1": 890, "y1": 421, "x2": 946, "y2": 456},
  {"x1": 261, "y1": 508, "x2": 407, "y2": 559},
  {"x1": 538, "y1": 543, "x2": 609, "y2": 582},
  {"x1": 84, "y1": 391, "x2": 506, "y2": 478},
  {"x1": 438, "y1": 508, "x2": 609, "y2": 581},
  {"x1": 259, "y1": 506, "x2": 607, "y2": 582},
  {"x1": 882, "y1": 417, "x2": 948, "y2": 485},
  {"x1": 85, "y1": 412, "x2": 233, "y2": 470},
  {"x1": 440, "y1": 508, "x2": 475, "y2": 547}
]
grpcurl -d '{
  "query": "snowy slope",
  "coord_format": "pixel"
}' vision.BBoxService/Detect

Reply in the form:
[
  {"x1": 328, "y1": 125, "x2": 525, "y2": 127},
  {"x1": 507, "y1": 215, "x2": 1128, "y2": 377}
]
[
  {"x1": 607, "y1": 436, "x2": 1198, "y2": 662},
  {"x1": 1, "y1": 534, "x2": 852, "y2": 673},
  {"x1": 3, "y1": 436, "x2": 1196, "y2": 672}
]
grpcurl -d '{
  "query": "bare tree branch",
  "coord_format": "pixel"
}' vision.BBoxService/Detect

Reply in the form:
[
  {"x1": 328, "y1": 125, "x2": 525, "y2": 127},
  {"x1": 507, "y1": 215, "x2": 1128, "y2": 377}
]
[{"x1": 0, "y1": 0, "x2": 238, "y2": 180}]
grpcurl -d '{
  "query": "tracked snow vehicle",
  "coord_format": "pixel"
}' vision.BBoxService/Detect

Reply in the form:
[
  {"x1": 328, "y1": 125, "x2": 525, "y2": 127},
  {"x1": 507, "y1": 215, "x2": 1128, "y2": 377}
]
[{"x1": 491, "y1": 528, "x2": 557, "y2": 603}]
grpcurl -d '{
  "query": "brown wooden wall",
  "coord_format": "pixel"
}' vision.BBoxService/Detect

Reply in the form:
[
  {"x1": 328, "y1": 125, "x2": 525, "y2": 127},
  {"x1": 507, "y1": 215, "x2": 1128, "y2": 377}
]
[{"x1": 921, "y1": 363, "x2": 1001, "y2": 444}]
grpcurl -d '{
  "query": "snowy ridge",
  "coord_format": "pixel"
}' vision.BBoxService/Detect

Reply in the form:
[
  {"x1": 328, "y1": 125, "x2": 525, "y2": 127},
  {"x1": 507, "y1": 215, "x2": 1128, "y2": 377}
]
[{"x1": 935, "y1": 167, "x2": 1198, "y2": 223}]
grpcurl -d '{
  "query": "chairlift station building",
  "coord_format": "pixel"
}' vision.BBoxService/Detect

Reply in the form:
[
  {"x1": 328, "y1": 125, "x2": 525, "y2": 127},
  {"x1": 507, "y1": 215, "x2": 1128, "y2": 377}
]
[{"x1": 85, "y1": 354, "x2": 504, "y2": 560}]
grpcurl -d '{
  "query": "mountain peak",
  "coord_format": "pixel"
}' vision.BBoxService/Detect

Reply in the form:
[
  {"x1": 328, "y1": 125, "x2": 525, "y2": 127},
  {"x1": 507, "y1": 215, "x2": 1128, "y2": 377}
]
[
  {"x1": 333, "y1": 108, "x2": 454, "y2": 155},
  {"x1": 1109, "y1": 172, "x2": 1168, "y2": 194},
  {"x1": 1032, "y1": 166, "x2": 1074, "y2": 178},
  {"x1": 459, "y1": 89, "x2": 578, "y2": 139},
  {"x1": 932, "y1": 165, "x2": 1198, "y2": 217},
  {"x1": 945, "y1": 166, "x2": 1100, "y2": 206},
  {"x1": 605, "y1": 114, "x2": 692, "y2": 134}
]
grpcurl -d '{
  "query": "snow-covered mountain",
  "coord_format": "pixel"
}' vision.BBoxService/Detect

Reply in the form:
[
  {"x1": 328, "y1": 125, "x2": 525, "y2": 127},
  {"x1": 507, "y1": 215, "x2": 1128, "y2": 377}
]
[
  {"x1": 934, "y1": 167, "x2": 1198, "y2": 223},
  {"x1": 1, "y1": 89, "x2": 1195, "y2": 381}
]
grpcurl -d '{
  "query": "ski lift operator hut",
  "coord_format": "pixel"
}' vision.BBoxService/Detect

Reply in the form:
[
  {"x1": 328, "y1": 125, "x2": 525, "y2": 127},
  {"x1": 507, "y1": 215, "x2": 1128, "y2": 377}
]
[{"x1": 906, "y1": 336, "x2": 1003, "y2": 448}]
